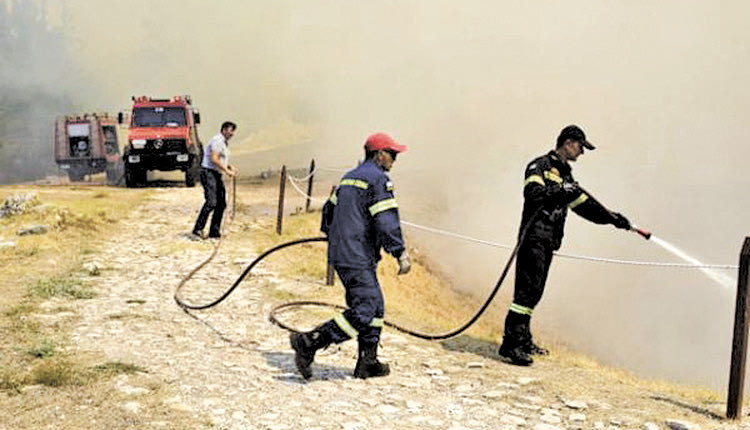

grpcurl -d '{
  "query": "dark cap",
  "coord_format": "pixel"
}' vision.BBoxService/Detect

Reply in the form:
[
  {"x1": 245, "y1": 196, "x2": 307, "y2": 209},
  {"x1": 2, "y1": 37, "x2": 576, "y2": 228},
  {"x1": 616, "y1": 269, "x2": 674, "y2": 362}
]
[{"x1": 557, "y1": 125, "x2": 595, "y2": 150}]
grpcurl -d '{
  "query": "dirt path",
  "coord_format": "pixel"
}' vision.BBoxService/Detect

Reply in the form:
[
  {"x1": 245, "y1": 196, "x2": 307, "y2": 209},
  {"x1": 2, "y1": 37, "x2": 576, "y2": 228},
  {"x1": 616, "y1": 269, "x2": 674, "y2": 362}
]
[{"x1": 59, "y1": 184, "x2": 746, "y2": 430}]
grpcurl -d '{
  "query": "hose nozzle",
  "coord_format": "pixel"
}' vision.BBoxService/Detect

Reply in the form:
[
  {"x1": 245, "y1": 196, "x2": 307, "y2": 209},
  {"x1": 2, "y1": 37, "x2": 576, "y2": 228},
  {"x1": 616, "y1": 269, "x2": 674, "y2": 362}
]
[{"x1": 630, "y1": 225, "x2": 652, "y2": 240}]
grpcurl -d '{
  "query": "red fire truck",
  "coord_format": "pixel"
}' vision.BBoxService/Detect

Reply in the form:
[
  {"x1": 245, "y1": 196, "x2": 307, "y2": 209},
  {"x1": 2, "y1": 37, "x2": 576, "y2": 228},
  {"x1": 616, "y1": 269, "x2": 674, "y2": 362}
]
[
  {"x1": 119, "y1": 95, "x2": 202, "y2": 187},
  {"x1": 54, "y1": 113, "x2": 123, "y2": 184}
]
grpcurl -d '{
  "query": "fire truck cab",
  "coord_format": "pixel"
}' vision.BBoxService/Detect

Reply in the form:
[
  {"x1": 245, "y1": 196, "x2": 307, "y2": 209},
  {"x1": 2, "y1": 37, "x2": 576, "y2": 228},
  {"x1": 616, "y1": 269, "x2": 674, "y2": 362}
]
[
  {"x1": 120, "y1": 95, "x2": 202, "y2": 187},
  {"x1": 54, "y1": 113, "x2": 123, "y2": 184}
]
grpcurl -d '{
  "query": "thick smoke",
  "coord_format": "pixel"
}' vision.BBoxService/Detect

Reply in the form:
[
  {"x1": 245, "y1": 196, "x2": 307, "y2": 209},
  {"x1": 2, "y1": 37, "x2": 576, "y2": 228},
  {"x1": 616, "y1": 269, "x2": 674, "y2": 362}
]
[
  {"x1": 0, "y1": 1, "x2": 83, "y2": 183},
  {"x1": 12, "y1": 0, "x2": 750, "y2": 390}
]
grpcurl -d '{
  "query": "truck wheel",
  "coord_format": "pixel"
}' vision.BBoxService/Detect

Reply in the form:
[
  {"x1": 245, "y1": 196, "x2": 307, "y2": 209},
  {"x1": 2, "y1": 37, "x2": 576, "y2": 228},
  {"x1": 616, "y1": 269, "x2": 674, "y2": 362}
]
[
  {"x1": 185, "y1": 170, "x2": 197, "y2": 187},
  {"x1": 185, "y1": 157, "x2": 200, "y2": 187},
  {"x1": 68, "y1": 170, "x2": 84, "y2": 182},
  {"x1": 124, "y1": 165, "x2": 145, "y2": 188}
]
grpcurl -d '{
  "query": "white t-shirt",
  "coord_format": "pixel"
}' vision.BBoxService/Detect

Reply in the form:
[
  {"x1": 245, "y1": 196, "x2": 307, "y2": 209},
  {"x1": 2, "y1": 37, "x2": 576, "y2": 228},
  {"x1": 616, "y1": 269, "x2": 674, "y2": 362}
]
[{"x1": 201, "y1": 133, "x2": 229, "y2": 171}]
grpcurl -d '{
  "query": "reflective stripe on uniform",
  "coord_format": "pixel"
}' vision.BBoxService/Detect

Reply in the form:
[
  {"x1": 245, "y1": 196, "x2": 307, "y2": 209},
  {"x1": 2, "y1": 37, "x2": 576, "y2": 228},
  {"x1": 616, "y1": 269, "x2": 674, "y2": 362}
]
[
  {"x1": 329, "y1": 193, "x2": 338, "y2": 205},
  {"x1": 340, "y1": 178, "x2": 369, "y2": 189},
  {"x1": 524, "y1": 175, "x2": 545, "y2": 187},
  {"x1": 333, "y1": 314, "x2": 358, "y2": 339},
  {"x1": 509, "y1": 303, "x2": 533, "y2": 316},
  {"x1": 370, "y1": 317, "x2": 384, "y2": 328},
  {"x1": 544, "y1": 171, "x2": 562, "y2": 184},
  {"x1": 568, "y1": 193, "x2": 588, "y2": 209},
  {"x1": 369, "y1": 198, "x2": 398, "y2": 216}
]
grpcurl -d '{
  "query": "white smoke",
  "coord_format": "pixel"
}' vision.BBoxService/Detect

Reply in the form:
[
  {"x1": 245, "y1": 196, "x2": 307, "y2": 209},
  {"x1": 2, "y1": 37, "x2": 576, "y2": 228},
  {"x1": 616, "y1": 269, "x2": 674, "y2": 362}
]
[{"x1": 16, "y1": 0, "x2": 750, "y2": 390}]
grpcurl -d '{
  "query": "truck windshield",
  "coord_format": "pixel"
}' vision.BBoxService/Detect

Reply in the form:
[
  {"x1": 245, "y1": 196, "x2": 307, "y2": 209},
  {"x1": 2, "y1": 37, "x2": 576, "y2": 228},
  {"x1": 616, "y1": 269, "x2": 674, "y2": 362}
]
[{"x1": 132, "y1": 107, "x2": 187, "y2": 127}]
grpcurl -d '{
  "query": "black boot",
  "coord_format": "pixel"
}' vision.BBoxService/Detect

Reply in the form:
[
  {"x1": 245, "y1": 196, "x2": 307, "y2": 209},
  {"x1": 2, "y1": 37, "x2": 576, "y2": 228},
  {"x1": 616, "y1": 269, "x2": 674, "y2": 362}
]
[
  {"x1": 290, "y1": 326, "x2": 331, "y2": 379},
  {"x1": 498, "y1": 311, "x2": 533, "y2": 366},
  {"x1": 353, "y1": 341, "x2": 390, "y2": 379},
  {"x1": 498, "y1": 341, "x2": 533, "y2": 366},
  {"x1": 525, "y1": 340, "x2": 549, "y2": 356}
]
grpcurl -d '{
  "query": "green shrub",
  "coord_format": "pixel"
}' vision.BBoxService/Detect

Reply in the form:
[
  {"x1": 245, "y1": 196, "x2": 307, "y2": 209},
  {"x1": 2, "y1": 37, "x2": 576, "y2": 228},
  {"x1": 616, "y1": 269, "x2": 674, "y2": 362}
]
[
  {"x1": 26, "y1": 339, "x2": 56, "y2": 358},
  {"x1": 30, "y1": 277, "x2": 94, "y2": 299}
]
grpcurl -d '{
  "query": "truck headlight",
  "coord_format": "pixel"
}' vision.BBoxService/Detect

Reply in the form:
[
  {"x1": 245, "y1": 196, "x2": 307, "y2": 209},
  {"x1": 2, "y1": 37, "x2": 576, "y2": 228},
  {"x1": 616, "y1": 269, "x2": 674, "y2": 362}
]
[{"x1": 131, "y1": 139, "x2": 146, "y2": 149}]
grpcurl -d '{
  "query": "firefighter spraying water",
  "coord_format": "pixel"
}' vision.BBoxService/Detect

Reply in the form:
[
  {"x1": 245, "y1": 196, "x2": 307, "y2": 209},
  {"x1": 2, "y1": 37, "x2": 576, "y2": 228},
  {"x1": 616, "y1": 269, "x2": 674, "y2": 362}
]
[{"x1": 497, "y1": 125, "x2": 644, "y2": 366}]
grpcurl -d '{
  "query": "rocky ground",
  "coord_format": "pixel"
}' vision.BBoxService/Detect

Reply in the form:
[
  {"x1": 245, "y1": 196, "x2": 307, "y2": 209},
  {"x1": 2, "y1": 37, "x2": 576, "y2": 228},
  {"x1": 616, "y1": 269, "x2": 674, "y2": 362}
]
[{"x1": 15, "y1": 183, "x2": 750, "y2": 430}]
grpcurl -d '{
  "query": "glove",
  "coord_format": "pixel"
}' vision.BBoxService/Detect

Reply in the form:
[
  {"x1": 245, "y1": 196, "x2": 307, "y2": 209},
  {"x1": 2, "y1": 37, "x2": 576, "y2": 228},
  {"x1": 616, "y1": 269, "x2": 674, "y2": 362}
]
[
  {"x1": 397, "y1": 253, "x2": 411, "y2": 275},
  {"x1": 611, "y1": 212, "x2": 631, "y2": 230}
]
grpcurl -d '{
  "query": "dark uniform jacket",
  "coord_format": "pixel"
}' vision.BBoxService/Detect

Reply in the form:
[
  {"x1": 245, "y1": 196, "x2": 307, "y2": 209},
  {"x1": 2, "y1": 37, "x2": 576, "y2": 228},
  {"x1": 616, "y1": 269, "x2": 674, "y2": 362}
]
[
  {"x1": 522, "y1": 151, "x2": 616, "y2": 250},
  {"x1": 321, "y1": 159, "x2": 405, "y2": 269}
]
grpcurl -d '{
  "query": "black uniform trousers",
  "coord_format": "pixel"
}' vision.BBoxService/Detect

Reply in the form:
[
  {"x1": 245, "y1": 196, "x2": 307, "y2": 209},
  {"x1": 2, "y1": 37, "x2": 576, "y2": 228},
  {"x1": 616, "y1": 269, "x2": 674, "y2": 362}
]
[
  {"x1": 320, "y1": 266, "x2": 385, "y2": 345},
  {"x1": 193, "y1": 168, "x2": 226, "y2": 237},
  {"x1": 504, "y1": 235, "x2": 555, "y2": 346}
]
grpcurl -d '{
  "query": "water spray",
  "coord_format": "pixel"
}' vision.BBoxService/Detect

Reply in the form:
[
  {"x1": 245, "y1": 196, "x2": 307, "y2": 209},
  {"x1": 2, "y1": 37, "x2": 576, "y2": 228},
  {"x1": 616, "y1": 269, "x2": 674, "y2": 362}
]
[{"x1": 576, "y1": 184, "x2": 652, "y2": 241}]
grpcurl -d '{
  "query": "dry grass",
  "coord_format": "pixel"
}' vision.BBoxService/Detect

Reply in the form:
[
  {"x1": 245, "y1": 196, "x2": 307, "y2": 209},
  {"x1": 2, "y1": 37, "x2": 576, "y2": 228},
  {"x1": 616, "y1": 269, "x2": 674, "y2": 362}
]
[
  {"x1": 0, "y1": 186, "x2": 144, "y2": 289},
  {"x1": 0, "y1": 366, "x2": 24, "y2": 393},
  {"x1": 90, "y1": 361, "x2": 147, "y2": 376},
  {"x1": 0, "y1": 185, "x2": 198, "y2": 429},
  {"x1": 244, "y1": 210, "x2": 508, "y2": 340},
  {"x1": 378, "y1": 255, "x2": 507, "y2": 340},
  {"x1": 243, "y1": 210, "x2": 329, "y2": 281},
  {"x1": 0, "y1": 186, "x2": 143, "y2": 396},
  {"x1": 29, "y1": 358, "x2": 80, "y2": 387}
]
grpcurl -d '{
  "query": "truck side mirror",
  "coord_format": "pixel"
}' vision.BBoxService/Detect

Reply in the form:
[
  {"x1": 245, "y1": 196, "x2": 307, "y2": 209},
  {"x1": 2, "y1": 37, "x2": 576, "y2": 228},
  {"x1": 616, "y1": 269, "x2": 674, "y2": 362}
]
[
  {"x1": 193, "y1": 110, "x2": 201, "y2": 125},
  {"x1": 117, "y1": 112, "x2": 124, "y2": 124}
]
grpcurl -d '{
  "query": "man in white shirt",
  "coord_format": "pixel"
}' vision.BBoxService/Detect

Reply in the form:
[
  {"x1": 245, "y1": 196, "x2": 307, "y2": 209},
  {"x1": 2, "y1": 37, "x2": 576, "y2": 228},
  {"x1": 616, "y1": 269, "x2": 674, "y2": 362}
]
[{"x1": 191, "y1": 121, "x2": 238, "y2": 239}]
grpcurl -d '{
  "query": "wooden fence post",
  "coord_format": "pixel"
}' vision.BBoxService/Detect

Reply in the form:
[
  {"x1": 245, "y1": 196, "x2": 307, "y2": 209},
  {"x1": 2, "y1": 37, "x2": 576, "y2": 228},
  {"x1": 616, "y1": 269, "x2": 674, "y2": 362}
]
[
  {"x1": 276, "y1": 165, "x2": 286, "y2": 235},
  {"x1": 305, "y1": 159, "x2": 315, "y2": 213},
  {"x1": 727, "y1": 237, "x2": 750, "y2": 419},
  {"x1": 231, "y1": 174, "x2": 237, "y2": 220}
]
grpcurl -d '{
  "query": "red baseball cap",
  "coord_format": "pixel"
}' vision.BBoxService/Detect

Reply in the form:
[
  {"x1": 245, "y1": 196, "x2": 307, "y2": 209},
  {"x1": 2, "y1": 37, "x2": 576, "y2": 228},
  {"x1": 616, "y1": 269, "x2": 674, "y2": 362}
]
[{"x1": 364, "y1": 133, "x2": 407, "y2": 153}]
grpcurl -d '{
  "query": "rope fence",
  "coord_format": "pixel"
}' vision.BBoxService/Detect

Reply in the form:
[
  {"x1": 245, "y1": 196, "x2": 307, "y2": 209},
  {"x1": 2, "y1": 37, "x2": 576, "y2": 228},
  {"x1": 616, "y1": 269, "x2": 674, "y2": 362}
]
[
  {"x1": 278, "y1": 161, "x2": 739, "y2": 271},
  {"x1": 286, "y1": 174, "x2": 327, "y2": 204},
  {"x1": 287, "y1": 170, "x2": 316, "y2": 183}
]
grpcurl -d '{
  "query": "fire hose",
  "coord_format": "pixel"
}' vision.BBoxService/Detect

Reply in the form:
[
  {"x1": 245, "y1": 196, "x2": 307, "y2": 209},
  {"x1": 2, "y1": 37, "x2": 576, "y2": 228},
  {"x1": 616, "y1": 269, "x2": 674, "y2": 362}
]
[
  {"x1": 174, "y1": 230, "x2": 522, "y2": 340},
  {"x1": 174, "y1": 207, "x2": 651, "y2": 341}
]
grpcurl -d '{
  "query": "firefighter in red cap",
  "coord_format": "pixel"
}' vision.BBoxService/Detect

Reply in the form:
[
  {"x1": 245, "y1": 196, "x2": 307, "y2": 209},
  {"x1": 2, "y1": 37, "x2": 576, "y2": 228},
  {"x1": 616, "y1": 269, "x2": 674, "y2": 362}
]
[
  {"x1": 290, "y1": 132, "x2": 411, "y2": 380},
  {"x1": 498, "y1": 125, "x2": 632, "y2": 366}
]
